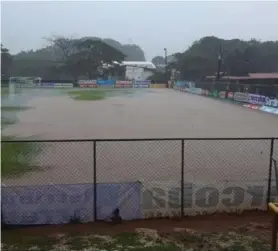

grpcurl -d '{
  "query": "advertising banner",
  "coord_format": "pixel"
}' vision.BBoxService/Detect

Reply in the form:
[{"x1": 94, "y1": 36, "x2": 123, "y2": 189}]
[
  {"x1": 259, "y1": 106, "x2": 278, "y2": 115},
  {"x1": 265, "y1": 97, "x2": 278, "y2": 108},
  {"x1": 219, "y1": 91, "x2": 226, "y2": 99},
  {"x1": 54, "y1": 83, "x2": 73, "y2": 88},
  {"x1": 175, "y1": 81, "x2": 185, "y2": 87},
  {"x1": 201, "y1": 89, "x2": 209, "y2": 96},
  {"x1": 212, "y1": 90, "x2": 219, "y2": 98},
  {"x1": 40, "y1": 83, "x2": 55, "y2": 88},
  {"x1": 78, "y1": 80, "x2": 98, "y2": 88},
  {"x1": 243, "y1": 104, "x2": 260, "y2": 110},
  {"x1": 134, "y1": 80, "x2": 151, "y2": 88},
  {"x1": 233, "y1": 92, "x2": 248, "y2": 102},
  {"x1": 248, "y1": 94, "x2": 266, "y2": 105},
  {"x1": 97, "y1": 80, "x2": 115, "y2": 88},
  {"x1": 78, "y1": 80, "x2": 97, "y2": 84},
  {"x1": 151, "y1": 84, "x2": 167, "y2": 88},
  {"x1": 228, "y1": 92, "x2": 234, "y2": 99},
  {"x1": 115, "y1": 81, "x2": 133, "y2": 88},
  {"x1": 190, "y1": 88, "x2": 202, "y2": 95},
  {"x1": 141, "y1": 180, "x2": 276, "y2": 218},
  {"x1": 1, "y1": 182, "x2": 141, "y2": 225}
]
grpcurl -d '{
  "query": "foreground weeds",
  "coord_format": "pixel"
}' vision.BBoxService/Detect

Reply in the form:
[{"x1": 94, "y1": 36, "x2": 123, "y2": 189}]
[{"x1": 2, "y1": 229, "x2": 270, "y2": 251}]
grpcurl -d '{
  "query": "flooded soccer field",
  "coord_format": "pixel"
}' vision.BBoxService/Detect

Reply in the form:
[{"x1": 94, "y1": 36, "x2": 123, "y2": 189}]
[{"x1": 2, "y1": 88, "x2": 278, "y2": 186}]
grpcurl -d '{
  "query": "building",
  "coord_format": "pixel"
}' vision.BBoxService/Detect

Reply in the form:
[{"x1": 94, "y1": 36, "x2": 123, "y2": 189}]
[
  {"x1": 201, "y1": 73, "x2": 278, "y2": 97},
  {"x1": 122, "y1": 61, "x2": 156, "y2": 80}
]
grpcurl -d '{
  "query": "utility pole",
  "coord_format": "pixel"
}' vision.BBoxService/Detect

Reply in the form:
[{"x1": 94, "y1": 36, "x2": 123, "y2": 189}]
[
  {"x1": 164, "y1": 48, "x2": 168, "y2": 82},
  {"x1": 216, "y1": 44, "x2": 222, "y2": 80},
  {"x1": 164, "y1": 48, "x2": 168, "y2": 70}
]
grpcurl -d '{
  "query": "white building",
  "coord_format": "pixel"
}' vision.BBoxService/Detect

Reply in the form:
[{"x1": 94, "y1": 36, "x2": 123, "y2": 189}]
[{"x1": 122, "y1": 61, "x2": 156, "y2": 80}]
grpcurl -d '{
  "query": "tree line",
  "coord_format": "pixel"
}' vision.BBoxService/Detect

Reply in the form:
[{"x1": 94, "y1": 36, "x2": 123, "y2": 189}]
[
  {"x1": 1, "y1": 37, "x2": 145, "y2": 83},
  {"x1": 151, "y1": 36, "x2": 278, "y2": 81},
  {"x1": 2, "y1": 36, "x2": 278, "y2": 83}
]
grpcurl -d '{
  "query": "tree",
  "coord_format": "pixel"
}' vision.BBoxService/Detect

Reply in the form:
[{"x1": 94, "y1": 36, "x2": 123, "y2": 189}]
[
  {"x1": 151, "y1": 56, "x2": 165, "y2": 66},
  {"x1": 1, "y1": 44, "x2": 13, "y2": 80},
  {"x1": 10, "y1": 36, "x2": 145, "y2": 80},
  {"x1": 46, "y1": 36, "x2": 126, "y2": 82},
  {"x1": 172, "y1": 36, "x2": 278, "y2": 80}
]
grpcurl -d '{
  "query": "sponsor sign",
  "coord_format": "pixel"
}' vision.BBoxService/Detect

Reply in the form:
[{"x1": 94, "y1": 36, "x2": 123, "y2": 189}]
[
  {"x1": 54, "y1": 83, "x2": 73, "y2": 88},
  {"x1": 134, "y1": 80, "x2": 151, "y2": 88},
  {"x1": 175, "y1": 81, "x2": 185, "y2": 87},
  {"x1": 1, "y1": 182, "x2": 141, "y2": 225},
  {"x1": 190, "y1": 88, "x2": 202, "y2": 95},
  {"x1": 212, "y1": 90, "x2": 219, "y2": 98},
  {"x1": 201, "y1": 89, "x2": 209, "y2": 96},
  {"x1": 228, "y1": 92, "x2": 234, "y2": 99},
  {"x1": 115, "y1": 81, "x2": 133, "y2": 88},
  {"x1": 248, "y1": 94, "x2": 266, "y2": 105},
  {"x1": 259, "y1": 106, "x2": 278, "y2": 115},
  {"x1": 219, "y1": 91, "x2": 226, "y2": 99},
  {"x1": 265, "y1": 97, "x2": 278, "y2": 108},
  {"x1": 78, "y1": 80, "x2": 97, "y2": 85},
  {"x1": 243, "y1": 104, "x2": 260, "y2": 110},
  {"x1": 142, "y1": 181, "x2": 277, "y2": 218},
  {"x1": 41, "y1": 83, "x2": 55, "y2": 88},
  {"x1": 97, "y1": 80, "x2": 115, "y2": 87},
  {"x1": 151, "y1": 84, "x2": 167, "y2": 88},
  {"x1": 233, "y1": 92, "x2": 248, "y2": 102}
]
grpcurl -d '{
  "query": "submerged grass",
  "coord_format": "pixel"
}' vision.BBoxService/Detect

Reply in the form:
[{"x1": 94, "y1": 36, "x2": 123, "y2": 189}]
[
  {"x1": 1, "y1": 106, "x2": 40, "y2": 177},
  {"x1": 1, "y1": 106, "x2": 31, "y2": 112},
  {"x1": 68, "y1": 89, "x2": 135, "y2": 101},
  {"x1": 1, "y1": 137, "x2": 41, "y2": 177}
]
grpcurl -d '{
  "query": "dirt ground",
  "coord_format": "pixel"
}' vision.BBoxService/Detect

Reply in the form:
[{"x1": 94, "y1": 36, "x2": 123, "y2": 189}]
[{"x1": 2, "y1": 211, "x2": 275, "y2": 243}]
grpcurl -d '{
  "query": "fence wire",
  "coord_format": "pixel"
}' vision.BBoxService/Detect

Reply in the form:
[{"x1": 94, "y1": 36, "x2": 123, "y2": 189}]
[
  {"x1": 1, "y1": 138, "x2": 278, "y2": 224},
  {"x1": 183, "y1": 139, "x2": 271, "y2": 215}
]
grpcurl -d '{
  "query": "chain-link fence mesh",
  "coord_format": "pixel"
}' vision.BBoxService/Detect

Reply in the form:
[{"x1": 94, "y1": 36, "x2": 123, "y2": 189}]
[
  {"x1": 1, "y1": 141, "x2": 96, "y2": 225},
  {"x1": 2, "y1": 141, "x2": 95, "y2": 186},
  {"x1": 183, "y1": 139, "x2": 271, "y2": 216},
  {"x1": 96, "y1": 140, "x2": 181, "y2": 219},
  {"x1": 1, "y1": 138, "x2": 277, "y2": 225},
  {"x1": 270, "y1": 139, "x2": 278, "y2": 202}
]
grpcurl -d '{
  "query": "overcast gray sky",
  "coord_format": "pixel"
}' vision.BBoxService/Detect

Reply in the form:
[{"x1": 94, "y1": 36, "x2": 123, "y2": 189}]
[{"x1": 1, "y1": 1, "x2": 278, "y2": 60}]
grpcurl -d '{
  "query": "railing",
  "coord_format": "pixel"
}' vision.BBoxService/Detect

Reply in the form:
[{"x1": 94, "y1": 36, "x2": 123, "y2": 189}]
[{"x1": 1, "y1": 137, "x2": 278, "y2": 226}]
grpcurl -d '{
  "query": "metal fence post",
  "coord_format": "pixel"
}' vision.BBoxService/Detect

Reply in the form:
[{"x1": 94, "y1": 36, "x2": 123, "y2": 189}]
[
  {"x1": 93, "y1": 140, "x2": 97, "y2": 221},
  {"x1": 181, "y1": 139, "x2": 185, "y2": 218},
  {"x1": 267, "y1": 138, "x2": 274, "y2": 204}
]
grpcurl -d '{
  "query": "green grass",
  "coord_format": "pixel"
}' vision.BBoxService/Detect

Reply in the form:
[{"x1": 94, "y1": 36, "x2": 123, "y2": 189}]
[
  {"x1": 68, "y1": 89, "x2": 134, "y2": 101},
  {"x1": 1, "y1": 106, "x2": 31, "y2": 112},
  {"x1": 1, "y1": 87, "x2": 22, "y2": 96},
  {"x1": 1, "y1": 136, "x2": 41, "y2": 177},
  {"x1": 1, "y1": 231, "x2": 271, "y2": 251},
  {"x1": 1, "y1": 106, "x2": 39, "y2": 177}
]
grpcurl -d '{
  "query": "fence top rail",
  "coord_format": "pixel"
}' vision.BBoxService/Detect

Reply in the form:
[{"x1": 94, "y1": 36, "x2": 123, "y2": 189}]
[{"x1": 2, "y1": 137, "x2": 278, "y2": 143}]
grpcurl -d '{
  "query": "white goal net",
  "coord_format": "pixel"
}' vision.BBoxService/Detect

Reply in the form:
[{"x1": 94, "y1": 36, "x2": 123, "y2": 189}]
[{"x1": 9, "y1": 76, "x2": 42, "y2": 88}]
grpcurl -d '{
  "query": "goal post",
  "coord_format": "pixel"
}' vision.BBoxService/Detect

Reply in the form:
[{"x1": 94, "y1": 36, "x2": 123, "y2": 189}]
[{"x1": 9, "y1": 76, "x2": 42, "y2": 87}]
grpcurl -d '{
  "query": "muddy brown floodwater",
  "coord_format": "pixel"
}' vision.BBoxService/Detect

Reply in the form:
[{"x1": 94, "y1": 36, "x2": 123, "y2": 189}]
[{"x1": 2, "y1": 89, "x2": 278, "y2": 186}]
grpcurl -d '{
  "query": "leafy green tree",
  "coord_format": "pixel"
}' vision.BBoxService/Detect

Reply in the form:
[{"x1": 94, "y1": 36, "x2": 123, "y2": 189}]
[
  {"x1": 1, "y1": 44, "x2": 13, "y2": 80},
  {"x1": 173, "y1": 36, "x2": 278, "y2": 80}
]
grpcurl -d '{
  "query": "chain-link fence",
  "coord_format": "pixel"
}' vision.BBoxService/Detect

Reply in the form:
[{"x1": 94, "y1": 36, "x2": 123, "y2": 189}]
[{"x1": 1, "y1": 138, "x2": 278, "y2": 226}]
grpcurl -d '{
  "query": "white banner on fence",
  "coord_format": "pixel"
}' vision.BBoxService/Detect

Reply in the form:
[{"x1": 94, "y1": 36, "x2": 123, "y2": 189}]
[
  {"x1": 233, "y1": 92, "x2": 249, "y2": 102},
  {"x1": 1, "y1": 182, "x2": 141, "y2": 225},
  {"x1": 141, "y1": 180, "x2": 277, "y2": 218}
]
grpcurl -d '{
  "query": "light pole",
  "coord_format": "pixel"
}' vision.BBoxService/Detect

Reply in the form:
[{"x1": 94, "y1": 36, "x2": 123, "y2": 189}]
[{"x1": 164, "y1": 48, "x2": 167, "y2": 71}]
